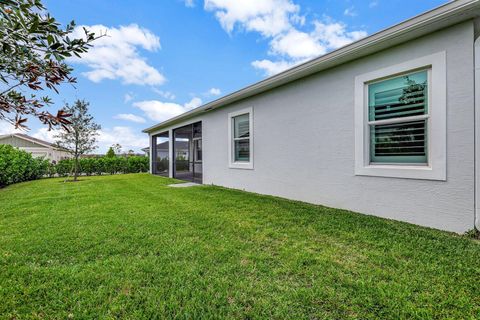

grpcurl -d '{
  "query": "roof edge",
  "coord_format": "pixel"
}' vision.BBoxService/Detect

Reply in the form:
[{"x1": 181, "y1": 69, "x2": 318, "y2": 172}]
[
  {"x1": 143, "y1": 0, "x2": 480, "y2": 134},
  {"x1": 0, "y1": 133, "x2": 66, "y2": 150}
]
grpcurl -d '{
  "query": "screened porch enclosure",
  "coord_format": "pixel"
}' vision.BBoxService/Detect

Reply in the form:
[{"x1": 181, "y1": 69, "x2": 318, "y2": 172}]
[
  {"x1": 151, "y1": 131, "x2": 170, "y2": 177},
  {"x1": 173, "y1": 122, "x2": 202, "y2": 183}
]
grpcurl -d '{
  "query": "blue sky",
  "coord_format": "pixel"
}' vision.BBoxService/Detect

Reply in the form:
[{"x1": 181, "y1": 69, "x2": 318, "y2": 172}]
[{"x1": 3, "y1": 0, "x2": 447, "y2": 152}]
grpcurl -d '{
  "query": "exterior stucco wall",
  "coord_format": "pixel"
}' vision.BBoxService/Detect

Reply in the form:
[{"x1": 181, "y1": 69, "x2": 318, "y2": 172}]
[{"x1": 152, "y1": 21, "x2": 476, "y2": 233}]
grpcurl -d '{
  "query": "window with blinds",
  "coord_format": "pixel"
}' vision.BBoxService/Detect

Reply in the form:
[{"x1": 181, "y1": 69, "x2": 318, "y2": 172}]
[
  {"x1": 233, "y1": 113, "x2": 250, "y2": 162},
  {"x1": 368, "y1": 70, "x2": 429, "y2": 164}
]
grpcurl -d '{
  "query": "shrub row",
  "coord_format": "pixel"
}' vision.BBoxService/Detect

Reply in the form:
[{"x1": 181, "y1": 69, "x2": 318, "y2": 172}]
[
  {"x1": 0, "y1": 145, "x2": 149, "y2": 187},
  {"x1": 53, "y1": 156, "x2": 149, "y2": 177},
  {"x1": 0, "y1": 145, "x2": 50, "y2": 187}
]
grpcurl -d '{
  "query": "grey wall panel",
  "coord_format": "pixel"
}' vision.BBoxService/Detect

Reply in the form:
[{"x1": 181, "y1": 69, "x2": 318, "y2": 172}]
[
  {"x1": 202, "y1": 22, "x2": 475, "y2": 233},
  {"x1": 154, "y1": 21, "x2": 475, "y2": 233}
]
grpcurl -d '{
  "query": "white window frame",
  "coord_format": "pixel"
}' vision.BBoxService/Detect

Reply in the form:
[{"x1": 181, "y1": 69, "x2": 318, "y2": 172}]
[
  {"x1": 228, "y1": 107, "x2": 254, "y2": 169},
  {"x1": 354, "y1": 51, "x2": 446, "y2": 180}
]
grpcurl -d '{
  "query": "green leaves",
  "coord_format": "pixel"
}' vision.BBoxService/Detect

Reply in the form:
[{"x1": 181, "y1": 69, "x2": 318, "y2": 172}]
[
  {"x1": 46, "y1": 34, "x2": 54, "y2": 45},
  {"x1": 0, "y1": 144, "x2": 49, "y2": 187},
  {"x1": 0, "y1": 0, "x2": 99, "y2": 129},
  {"x1": 54, "y1": 99, "x2": 101, "y2": 179}
]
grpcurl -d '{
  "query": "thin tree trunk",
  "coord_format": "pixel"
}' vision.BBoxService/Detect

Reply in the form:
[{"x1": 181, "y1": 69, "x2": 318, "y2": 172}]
[
  {"x1": 74, "y1": 155, "x2": 79, "y2": 181},
  {"x1": 74, "y1": 130, "x2": 79, "y2": 181}
]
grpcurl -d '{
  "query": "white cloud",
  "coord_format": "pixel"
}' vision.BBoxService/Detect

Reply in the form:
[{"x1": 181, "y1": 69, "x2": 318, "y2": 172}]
[
  {"x1": 31, "y1": 126, "x2": 146, "y2": 153},
  {"x1": 133, "y1": 97, "x2": 203, "y2": 123},
  {"x1": 31, "y1": 127, "x2": 60, "y2": 143},
  {"x1": 369, "y1": 1, "x2": 379, "y2": 8},
  {"x1": 312, "y1": 20, "x2": 367, "y2": 50},
  {"x1": 270, "y1": 29, "x2": 325, "y2": 59},
  {"x1": 0, "y1": 121, "x2": 24, "y2": 135},
  {"x1": 134, "y1": 101, "x2": 184, "y2": 122},
  {"x1": 184, "y1": 0, "x2": 195, "y2": 7},
  {"x1": 98, "y1": 126, "x2": 148, "y2": 152},
  {"x1": 251, "y1": 59, "x2": 296, "y2": 76},
  {"x1": 153, "y1": 88, "x2": 176, "y2": 100},
  {"x1": 204, "y1": 0, "x2": 367, "y2": 77},
  {"x1": 252, "y1": 19, "x2": 366, "y2": 76},
  {"x1": 208, "y1": 87, "x2": 221, "y2": 96},
  {"x1": 204, "y1": 0, "x2": 301, "y2": 37},
  {"x1": 184, "y1": 97, "x2": 203, "y2": 109},
  {"x1": 114, "y1": 113, "x2": 146, "y2": 123},
  {"x1": 69, "y1": 24, "x2": 165, "y2": 86},
  {"x1": 343, "y1": 6, "x2": 357, "y2": 17},
  {"x1": 124, "y1": 93, "x2": 134, "y2": 103}
]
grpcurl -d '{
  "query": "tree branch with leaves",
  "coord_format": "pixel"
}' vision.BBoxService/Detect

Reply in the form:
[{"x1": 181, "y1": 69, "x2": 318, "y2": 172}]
[{"x1": 0, "y1": 0, "x2": 102, "y2": 130}]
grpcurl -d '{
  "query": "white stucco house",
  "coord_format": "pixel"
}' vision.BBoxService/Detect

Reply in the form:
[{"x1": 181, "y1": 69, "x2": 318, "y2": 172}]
[
  {"x1": 143, "y1": 0, "x2": 480, "y2": 233},
  {"x1": 0, "y1": 133, "x2": 71, "y2": 163}
]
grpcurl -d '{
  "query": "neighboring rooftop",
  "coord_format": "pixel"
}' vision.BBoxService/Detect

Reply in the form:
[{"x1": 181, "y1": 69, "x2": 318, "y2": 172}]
[
  {"x1": 143, "y1": 0, "x2": 480, "y2": 134},
  {"x1": 0, "y1": 133, "x2": 56, "y2": 148}
]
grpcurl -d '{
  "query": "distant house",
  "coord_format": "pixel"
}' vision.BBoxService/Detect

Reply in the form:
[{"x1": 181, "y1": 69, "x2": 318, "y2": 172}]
[
  {"x1": 142, "y1": 141, "x2": 189, "y2": 175},
  {"x1": 143, "y1": 1, "x2": 480, "y2": 234},
  {"x1": 0, "y1": 133, "x2": 71, "y2": 163},
  {"x1": 142, "y1": 141, "x2": 188, "y2": 158}
]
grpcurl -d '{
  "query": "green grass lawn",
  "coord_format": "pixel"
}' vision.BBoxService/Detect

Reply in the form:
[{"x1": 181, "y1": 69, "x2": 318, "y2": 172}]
[{"x1": 0, "y1": 174, "x2": 479, "y2": 319}]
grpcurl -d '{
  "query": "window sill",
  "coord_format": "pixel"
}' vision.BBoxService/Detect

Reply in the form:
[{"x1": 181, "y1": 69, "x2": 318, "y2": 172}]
[
  {"x1": 229, "y1": 162, "x2": 254, "y2": 170},
  {"x1": 355, "y1": 164, "x2": 446, "y2": 181}
]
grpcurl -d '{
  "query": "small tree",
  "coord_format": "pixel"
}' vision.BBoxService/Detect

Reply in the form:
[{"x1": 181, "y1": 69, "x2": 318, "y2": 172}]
[
  {"x1": 0, "y1": 0, "x2": 101, "y2": 130},
  {"x1": 55, "y1": 100, "x2": 100, "y2": 181},
  {"x1": 111, "y1": 143, "x2": 122, "y2": 154},
  {"x1": 106, "y1": 147, "x2": 115, "y2": 158}
]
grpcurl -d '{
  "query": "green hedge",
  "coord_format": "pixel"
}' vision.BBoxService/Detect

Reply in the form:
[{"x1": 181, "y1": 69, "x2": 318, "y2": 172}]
[
  {"x1": 0, "y1": 145, "x2": 149, "y2": 187},
  {"x1": 56, "y1": 156, "x2": 149, "y2": 176},
  {"x1": 0, "y1": 145, "x2": 49, "y2": 187}
]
